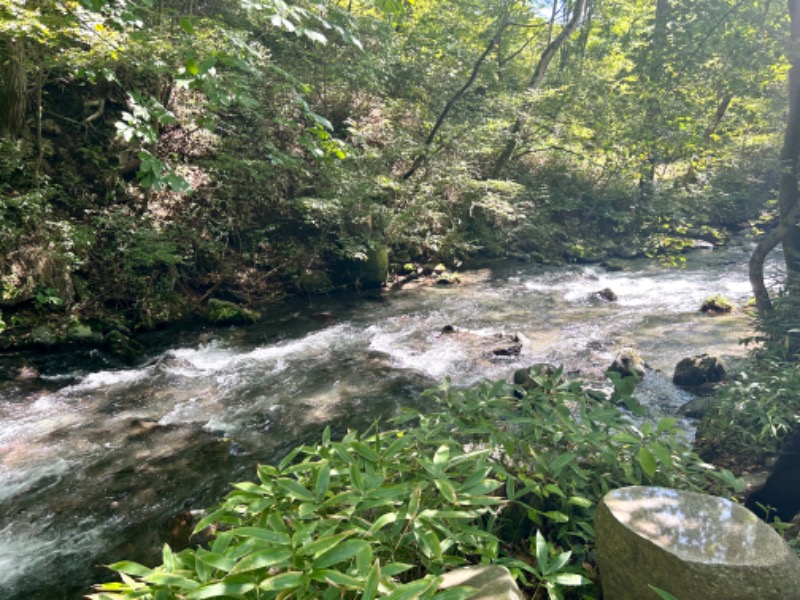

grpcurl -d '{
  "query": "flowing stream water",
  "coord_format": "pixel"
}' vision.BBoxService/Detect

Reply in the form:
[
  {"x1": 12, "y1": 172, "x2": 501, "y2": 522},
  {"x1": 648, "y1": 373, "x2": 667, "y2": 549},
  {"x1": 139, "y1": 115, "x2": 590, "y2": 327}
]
[{"x1": 0, "y1": 240, "x2": 765, "y2": 599}]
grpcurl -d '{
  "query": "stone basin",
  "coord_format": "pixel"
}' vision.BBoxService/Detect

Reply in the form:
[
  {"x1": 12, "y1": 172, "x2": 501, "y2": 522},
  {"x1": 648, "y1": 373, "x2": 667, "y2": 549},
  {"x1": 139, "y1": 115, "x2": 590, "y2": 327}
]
[{"x1": 595, "y1": 486, "x2": 800, "y2": 599}]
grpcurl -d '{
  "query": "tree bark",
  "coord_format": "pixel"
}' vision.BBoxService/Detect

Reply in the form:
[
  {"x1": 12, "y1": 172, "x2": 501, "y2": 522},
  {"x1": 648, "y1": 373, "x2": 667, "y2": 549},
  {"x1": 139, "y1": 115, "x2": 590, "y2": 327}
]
[
  {"x1": 780, "y1": 0, "x2": 800, "y2": 284},
  {"x1": 0, "y1": 35, "x2": 28, "y2": 139},
  {"x1": 489, "y1": 0, "x2": 587, "y2": 179},
  {"x1": 750, "y1": 0, "x2": 800, "y2": 316}
]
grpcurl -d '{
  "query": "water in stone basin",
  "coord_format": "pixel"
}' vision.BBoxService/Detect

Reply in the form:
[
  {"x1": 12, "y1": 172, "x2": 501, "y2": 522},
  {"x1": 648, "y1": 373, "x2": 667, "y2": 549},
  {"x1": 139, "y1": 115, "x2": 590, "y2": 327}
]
[{"x1": 0, "y1": 239, "x2": 763, "y2": 599}]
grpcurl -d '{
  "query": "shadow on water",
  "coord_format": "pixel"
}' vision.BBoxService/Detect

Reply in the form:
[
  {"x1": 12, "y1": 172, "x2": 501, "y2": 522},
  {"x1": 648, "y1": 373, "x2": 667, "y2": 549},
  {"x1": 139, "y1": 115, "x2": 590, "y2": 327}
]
[{"x1": 0, "y1": 241, "x2": 765, "y2": 599}]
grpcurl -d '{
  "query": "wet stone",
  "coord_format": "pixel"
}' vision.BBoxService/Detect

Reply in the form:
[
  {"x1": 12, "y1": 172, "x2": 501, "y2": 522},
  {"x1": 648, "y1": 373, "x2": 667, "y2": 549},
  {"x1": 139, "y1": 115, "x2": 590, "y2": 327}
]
[{"x1": 595, "y1": 486, "x2": 800, "y2": 600}]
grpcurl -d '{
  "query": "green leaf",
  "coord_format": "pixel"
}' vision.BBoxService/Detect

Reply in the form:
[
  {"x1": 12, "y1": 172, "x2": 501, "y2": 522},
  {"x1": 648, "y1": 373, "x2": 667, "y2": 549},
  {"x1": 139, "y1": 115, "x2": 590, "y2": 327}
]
[
  {"x1": 656, "y1": 417, "x2": 678, "y2": 433},
  {"x1": 276, "y1": 478, "x2": 316, "y2": 502},
  {"x1": 434, "y1": 478, "x2": 458, "y2": 503},
  {"x1": 639, "y1": 446, "x2": 657, "y2": 478},
  {"x1": 367, "y1": 512, "x2": 398, "y2": 534},
  {"x1": 433, "y1": 444, "x2": 450, "y2": 467},
  {"x1": 230, "y1": 548, "x2": 293, "y2": 574},
  {"x1": 259, "y1": 572, "x2": 304, "y2": 591},
  {"x1": 649, "y1": 441, "x2": 673, "y2": 468},
  {"x1": 351, "y1": 441, "x2": 380, "y2": 463},
  {"x1": 187, "y1": 579, "x2": 257, "y2": 599},
  {"x1": 313, "y1": 540, "x2": 370, "y2": 569},
  {"x1": 185, "y1": 58, "x2": 199, "y2": 76},
  {"x1": 299, "y1": 531, "x2": 356, "y2": 558},
  {"x1": 551, "y1": 573, "x2": 589, "y2": 586},
  {"x1": 107, "y1": 561, "x2": 152, "y2": 577},
  {"x1": 179, "y1": 17, "x2": 196, "y2": 35},
  {"x1": 195, "y1": 549, "x2": 236, "y2": 573},
  {"x1": 315, "y1": 461, "x2": 331, "y2": 499},
  {"x1": 649, "y1": 586, "x2": 680, "y2": 600},
  {"x1": 385, "y1": 577, "x2": 440, "y2": 599},
  {"x1": 227, "y1": 528, "x2": 290, "y2": 545},
  {"x1": 362, "y1": 560, "x2": 380, "y2": 600},
  {"x1": 143, "y1": 573, "x2": 200, "y2": 589}
]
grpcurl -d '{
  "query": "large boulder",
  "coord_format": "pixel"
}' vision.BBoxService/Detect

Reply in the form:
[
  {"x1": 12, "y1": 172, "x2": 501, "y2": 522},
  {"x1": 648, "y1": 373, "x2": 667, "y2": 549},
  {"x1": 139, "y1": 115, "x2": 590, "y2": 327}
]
[
  {"x1": 673, "y1": 354, "x2": 725, "y2": 388},
  {"x1": 595, "y1": 486, "x2": 800, "y2": 600}
]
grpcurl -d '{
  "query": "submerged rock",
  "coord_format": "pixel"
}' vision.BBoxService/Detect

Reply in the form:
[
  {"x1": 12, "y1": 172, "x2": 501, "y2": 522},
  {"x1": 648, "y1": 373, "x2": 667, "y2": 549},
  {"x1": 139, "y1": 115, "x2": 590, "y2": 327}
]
[
  {"x1": 596, "y1": 486, "x2": 800, "y2": 600},
  {"x1": 594, "y1": 287, "x2": 618, "y2": 302},
  {"x1": 489, "y1": 333, "x2": 522, "y2": 357}
]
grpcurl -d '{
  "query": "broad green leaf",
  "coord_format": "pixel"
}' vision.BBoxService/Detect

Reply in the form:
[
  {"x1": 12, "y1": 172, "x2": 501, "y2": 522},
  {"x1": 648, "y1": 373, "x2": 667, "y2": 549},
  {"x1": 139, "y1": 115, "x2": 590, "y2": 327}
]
[
  {"x1": 649, "y1": 441, "x2": 673, "y2": 468},
  {"x1": 351, "y1": 441, "x2": 380, "y2": 463},
  {"x1": 299, "y1": 531, "x2": 356, "y2": 558},
  {"x1": 259, "y1": 571, "x2": 304, "y2": 591},
  {"x1": 107, "y1": 561, "x2": 152, "y2": 577},
  {"x1": 276, "y1": 478, "x2": 316, "y2": 502},
  {"x1": 385, "y1": 576, "x2": 440, "y2": 599},
  {"x1": 227, "y1": 528, "x2": 290, "y2": 545},
  {"x1": 143, "y1": 573, "x2": 200, "y2": 589},
  {"x1": 433, "y1": 444, "x2": 450, "y2": 467},
  {"x1": 362, "y1": 560, "x2": 380, "y2": 600},
  {"x1": 315, "y1": 461, "x2": 331, "y2": 499},
  {"x1": 656, "y1": 417, "x2": 678, "y2": 433},
  {"x1": 434, "y1": 478, "x2": 458, "y2": 503},
  {"x1": 551, "y1": 573, "x2": 589, "y2": 586},
  {"x1": 639, "y1": 446, "x2": 657, "y2": 478},
  {"x1": 367, "y1": 512, "x2": 398, "y2": 534},
  {"x1": 195, "y1": 549, "x2": 236, "y2": 573},
  {"x1": 649, "y1": 586, "x2": 680, "y2": 600},
  {"x1": 230, "y1": 548, "x2": 293, "y2": 574},
  {"x1": 313, "y1": 539, "x2": 370, "y2": 569},
  {"x1": 187, "y1": 580, "x2": 256, "y2": 599}
]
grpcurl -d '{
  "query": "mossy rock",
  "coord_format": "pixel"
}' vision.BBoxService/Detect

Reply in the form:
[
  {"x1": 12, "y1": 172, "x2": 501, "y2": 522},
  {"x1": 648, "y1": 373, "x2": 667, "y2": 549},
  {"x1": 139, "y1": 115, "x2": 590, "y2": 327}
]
[
  {"x1": 103, "y1": 330, "x2": 146, "y2": 365},
  {"x1": 436, "y1": 272, "x2": 461, "y2": 285},
  {"x1": 363, "y1": 247, "x2": 389, "y2": 288},
  {"x1": 673, "y1": 354, "x2": 726, "y2": 388},
  {"x1": 67, "y1": 321, "x2": 103, "y2": 344},
  {"x1": 297, "y1": 271, "x2": 333, "y2": 295},
  {"x1": 701, "y1": 294, "x2": 733, "y2": 314},
  {"x1": 206, "y1": 298, "x2": 261, "y2": 325},
  {"x1": 30, "y1": 324, "x2": 58, "y2": 347}
]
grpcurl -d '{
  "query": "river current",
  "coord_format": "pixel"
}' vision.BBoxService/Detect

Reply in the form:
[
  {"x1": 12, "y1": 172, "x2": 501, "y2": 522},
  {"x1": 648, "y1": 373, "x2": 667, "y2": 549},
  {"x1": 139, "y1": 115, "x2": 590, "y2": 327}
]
[{"x1": 0, "y1": 240, "x2": 765, "y2": 598}]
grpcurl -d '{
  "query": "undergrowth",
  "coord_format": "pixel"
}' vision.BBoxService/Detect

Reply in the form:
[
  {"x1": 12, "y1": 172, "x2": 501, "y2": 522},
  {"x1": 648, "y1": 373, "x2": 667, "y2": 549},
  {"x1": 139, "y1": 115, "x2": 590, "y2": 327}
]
[{"x1": 90, "y1": 369, "x2": 742, "y2": 600}]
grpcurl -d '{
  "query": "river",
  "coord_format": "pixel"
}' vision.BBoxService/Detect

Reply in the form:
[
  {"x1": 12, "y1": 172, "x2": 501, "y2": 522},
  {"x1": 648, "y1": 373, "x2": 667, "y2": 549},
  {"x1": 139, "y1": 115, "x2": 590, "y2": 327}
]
[{"x1": 0, "y1": 240, "x2": 762, "y2": 599}]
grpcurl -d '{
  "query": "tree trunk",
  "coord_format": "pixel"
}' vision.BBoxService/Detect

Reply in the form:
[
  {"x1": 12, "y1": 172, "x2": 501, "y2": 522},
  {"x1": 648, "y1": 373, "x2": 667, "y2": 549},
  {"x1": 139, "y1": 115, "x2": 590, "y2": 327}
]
[
  {"x1": 750, "y1": 0, "x2": 800, "y2": 316},
  {"x1": 780, "y1": 0, "x2": 800, "y2": 285},
  {"x1": 0, "y1": 36, "x2": 28, "y2": 139},
  {"x1": 489, "y1": 0, "x2": 587, "y2": 179}
]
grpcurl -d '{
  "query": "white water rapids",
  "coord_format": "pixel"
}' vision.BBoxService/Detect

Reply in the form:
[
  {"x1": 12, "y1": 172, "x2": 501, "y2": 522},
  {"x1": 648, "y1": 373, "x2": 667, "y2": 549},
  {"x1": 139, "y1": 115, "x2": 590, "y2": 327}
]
[{"x1": 0, "y1": 239, "x2": 769, "y2": 598}]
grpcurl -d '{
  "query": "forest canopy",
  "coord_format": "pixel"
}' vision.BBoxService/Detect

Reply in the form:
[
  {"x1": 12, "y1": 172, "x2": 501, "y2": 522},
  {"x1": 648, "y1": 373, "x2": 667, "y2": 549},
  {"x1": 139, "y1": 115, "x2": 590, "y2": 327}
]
[{"x1": 0, "y1": 0, "x2": 795, "y2": 341}]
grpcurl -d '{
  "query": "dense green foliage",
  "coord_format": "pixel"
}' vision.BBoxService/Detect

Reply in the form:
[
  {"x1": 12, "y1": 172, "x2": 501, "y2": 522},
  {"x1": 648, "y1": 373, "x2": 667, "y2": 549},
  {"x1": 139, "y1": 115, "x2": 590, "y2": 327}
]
[
  {"x1": 0, "y1": 0, "x2": 792, "y2": 339},
  {"x1": 90, "y1": 370, "x2": 741, "y2": 600}
]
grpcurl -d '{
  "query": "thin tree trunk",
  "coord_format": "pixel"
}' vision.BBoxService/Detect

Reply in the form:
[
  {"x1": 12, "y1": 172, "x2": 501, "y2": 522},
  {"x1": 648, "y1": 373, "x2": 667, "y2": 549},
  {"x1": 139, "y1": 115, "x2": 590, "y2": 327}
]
[
  {"x1": 703, "y1": 92, "x2": 733, "y2": 142},
  {"x1": 401, "y1": 15, "x2": 509, "y2": 180},
  {"x1": 0, "y1": 36, "x2": 27, "y2": 139},
  {"x1": 780, "y1": 0, "x2": 800, "y2": 285},
  {"x1": 489, "y1": 0, "x2": 587, "y2": 179}
]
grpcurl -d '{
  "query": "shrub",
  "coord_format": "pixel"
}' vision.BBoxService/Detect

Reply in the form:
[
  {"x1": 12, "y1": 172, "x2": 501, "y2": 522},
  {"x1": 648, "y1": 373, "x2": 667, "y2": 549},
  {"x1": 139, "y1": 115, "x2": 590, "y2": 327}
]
[{"x1": 90, "y1": 370, "x2": 741, "y2": 600}]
